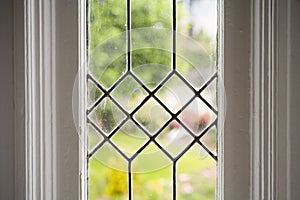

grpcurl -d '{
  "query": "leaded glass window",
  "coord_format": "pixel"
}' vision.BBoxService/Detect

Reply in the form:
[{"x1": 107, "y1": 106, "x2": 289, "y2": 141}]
[{"x1": 86, "y1": 0, "x2": 219, "y2": 199}]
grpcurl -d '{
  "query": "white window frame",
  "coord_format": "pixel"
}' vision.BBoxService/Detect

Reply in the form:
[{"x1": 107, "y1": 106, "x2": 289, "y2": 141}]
[{"x1": 12, "y1": 0, "x2": 294, "y2": 199}]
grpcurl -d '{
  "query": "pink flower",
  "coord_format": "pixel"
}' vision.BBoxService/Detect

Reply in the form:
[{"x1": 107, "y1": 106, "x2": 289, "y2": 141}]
[
  {"x1": 202, "y1": 168, "x2": 216, "y2": 178},
  {"x1": 199, "y1": 113, "x2": 210, "y2": 125},
  {"x1": 179, "y1": 174, "x2": 190, "y2": 182},
  {"x1": 182, "y1": 183, "x2": 193, "y2": 194}
]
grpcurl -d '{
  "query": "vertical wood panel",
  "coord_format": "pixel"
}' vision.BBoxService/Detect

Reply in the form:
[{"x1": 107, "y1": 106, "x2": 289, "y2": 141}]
[
  {"x1": 0, "y1": 0, "x2": 15, "y2": 199},
  {"x1": 55, "y1": 0, "x2": 80, "y2": 199},
  {"x1": 224, "y1": 0, "x2": 251, "y2": 199},
  {"x1": 288, "y1": 0, "x2": 300, "y2": 199}
]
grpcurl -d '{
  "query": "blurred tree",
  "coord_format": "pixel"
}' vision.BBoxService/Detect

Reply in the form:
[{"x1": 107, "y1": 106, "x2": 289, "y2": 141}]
[
  {"x1": 89, "y1": 0, "x2": 178, "y2": 89},
  {"x1": 88, "y1": 0, "x2": 215, "y2": 136}
]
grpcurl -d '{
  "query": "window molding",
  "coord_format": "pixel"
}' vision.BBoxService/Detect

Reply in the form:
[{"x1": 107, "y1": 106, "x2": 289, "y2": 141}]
[
  {"x1": 24, "y1": 0, "x2": 57, "y2": 199},
  {"x1": 24, "y1": 0, "x2": 81, "y2": 198},
  {"x1": 250, "y1": 0, "x2": 289, "y2": 199},
  {"x1": 223, "y1": 0, "x2": 251, "y2": 198},
  {"x1": 222, "y1": 0, "x2": 290, "y2": 199},
  {"x1": 78, "y1": 0, "x2": 87, "y2": 199},
  {"x1": 217, "y1": 0, "x2": 224, "y2": 199}
]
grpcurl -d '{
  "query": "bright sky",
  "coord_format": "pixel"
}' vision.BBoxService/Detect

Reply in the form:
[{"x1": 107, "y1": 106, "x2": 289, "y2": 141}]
[{"x1": 190, "y1": 0, "x2": 217, "y2": 40}]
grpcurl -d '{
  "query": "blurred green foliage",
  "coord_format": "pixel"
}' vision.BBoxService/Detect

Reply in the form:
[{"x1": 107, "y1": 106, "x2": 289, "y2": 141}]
[
  {"x1": 89, "y1": 0, "x2": 175, "y2": 89},
  {"x1": 88, "y1": 0, "x2": 215, "y2": 90},
  {"x1": 88, "y1": 0, "x2": 217, "y2": 199}
]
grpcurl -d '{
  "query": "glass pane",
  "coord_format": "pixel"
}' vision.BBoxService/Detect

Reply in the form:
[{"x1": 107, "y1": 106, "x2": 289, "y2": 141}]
[
  {"x1": 89, "y1": 0, "x2": 126, "y2": 50},
  {"x1": 134, "y1": 98, "x2": 171, "y2": 134},
  {"x1": 156, "y1": 75, "x2": 194, "y2": 113},
  {"x1": 87, "y1": 124, "x2": 104, "y2": 152},
  {"x1": 177, "y1": 144, "x2": 216, "y2": 199},
  {"x1": 133, "y1": 163, "x2": 173, "y2": 199},
  {"x1": 111, "y1": 75, "x2": 148, "y2": 111},
  {"x1": 178, "y1": 98, "x2": 217, "y2": 135},
  {"x1": 131, "y1": 0, "x2": 172, "y2": 29},
  {"x1": 177, "y1": 0, "x2": 218, "y2": 88},
  {"x1": 89, "y1": 0, "x2": 127, "y2": 89},
  {"x1": 200, "y1": 125, "x2": 217, "y2": 157},
  {"x1": 89, "y1": 157, "x2": 129, "y2": 200},
  {"x1": 87, "y1": 78, "x2": 103, "y2": 108},
  {"x1": 111, "y1": 120, "x2": 149, "y2": 157},
  {"x1": 89, "y1": 98, "x2": 126, "y2": 135},
  {"x1": 87, "y1": 0, "x2": 219, "y2": 199},
  {"x1": 156, "y1": 121, "x2": 194, "y2": 158}
]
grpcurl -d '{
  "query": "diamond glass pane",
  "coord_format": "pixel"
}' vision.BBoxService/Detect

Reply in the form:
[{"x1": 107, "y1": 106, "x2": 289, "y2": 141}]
[
  {"x1": 111, "y1": 121, "x2": 149, "y2": 157},
  {"x1": 87, "y1": 124, "x2": 104, "y2": 152},
  {"x1": 156, "y1": 75, "x2": 194, "y2": 113},
  {"x1": 200, "y1": 77, "x2": 218, "y2": 110},
  {"x1": 134, "y1": 98, "x2": 171, "y2": 134},
  {"x1": 200, "y1": 125, "x2": 217, "y2": 157},
  {"x1": 111, "y1": 75, "x2": 147, "y2": 111},
  {"x1": 87, "y1": 79, "x2": 103, "y2": 108},
  {"x1": 89, "y1": 98, "x2": 126, "y2": 135},
  {"x1": 156, "y1": 121, "x2": 194, "y2": 158},
  {"x1": 178, "y1": 98, "x2": 217, "y2": 135}
]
